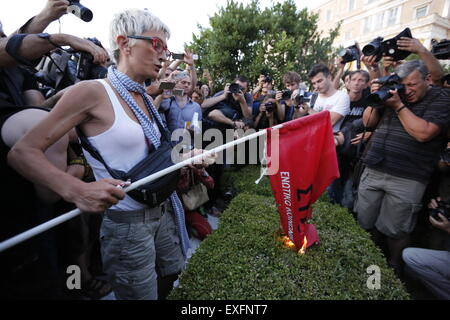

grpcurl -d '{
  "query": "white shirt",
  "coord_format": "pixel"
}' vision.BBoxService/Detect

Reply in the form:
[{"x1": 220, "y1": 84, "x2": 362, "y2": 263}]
[{"x1": 313, "y1": 90, "x2": 350, "y2": 132}]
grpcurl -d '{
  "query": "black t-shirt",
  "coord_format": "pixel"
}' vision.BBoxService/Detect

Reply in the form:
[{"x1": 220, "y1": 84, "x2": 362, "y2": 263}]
[
  {"x1": 0, "y1": 66, "x2": 38, "y2": 107},
  {"x1": 342, "y1": 97, "x2": 368, "y2": 128}
]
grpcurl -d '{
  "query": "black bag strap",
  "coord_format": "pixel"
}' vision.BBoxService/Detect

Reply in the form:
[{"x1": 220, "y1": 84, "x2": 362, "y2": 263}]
[
  {"x1": 76, "y1": 105, "x2": 173, "y2": 179},
  {"x1": 75, "y1": 127, "x2": 123, "y2": 180},
  {"x1": 309, "y1": 93, "x2": 319, "y2": 110}
]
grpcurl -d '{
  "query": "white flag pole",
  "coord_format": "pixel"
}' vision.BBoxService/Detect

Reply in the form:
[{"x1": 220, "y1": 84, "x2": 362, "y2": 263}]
[{"x1": 0, "y1": 124, "x2": 283, "y2": 253}]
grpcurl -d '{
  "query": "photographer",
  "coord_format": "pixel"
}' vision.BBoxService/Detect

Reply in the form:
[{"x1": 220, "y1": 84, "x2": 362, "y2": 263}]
[
  {"x1": 332, "y1": 57, "x2": 351, "y2": 92},
  {"x1": 203, "y1": 75, "x2": 253, "y2": 129},
  {"x1": 402, "y1": 197, "x2": 450, "y2": 300},
  {"x1": 159, "y1": 48, "x2": 197, "y2": 94},
  {"x1": 156, "y1": 71, "x2": 202, "y2": 134},
  {"x1": 298, "y1": 64, "x2": 350, "y2": 133},
  {"x1": 252, "y1": 74, "x2": 275, "y2": 117},
  {"x1": 276, "y1": 71, "x2": 302, "y2": 123},
  {"x1": 254, "y1": 96, "x2": 278, "y2": 130},
  {"x1": 356, "y1": 60, "x2": 450, "y2": 275},
  {"x1": 328, "y1": 70, "x2": 371, "y2": 212}
]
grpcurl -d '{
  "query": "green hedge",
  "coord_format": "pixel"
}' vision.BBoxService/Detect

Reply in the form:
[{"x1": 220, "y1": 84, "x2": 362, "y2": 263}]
[{"x1": 169, "y1": 166, "x2": 410, "y2": 300}]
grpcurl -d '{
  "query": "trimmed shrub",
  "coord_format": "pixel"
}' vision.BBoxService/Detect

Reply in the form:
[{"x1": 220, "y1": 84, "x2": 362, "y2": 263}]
[{"x1": 169, "y1": 166, "x2": 410, "y2": 300}]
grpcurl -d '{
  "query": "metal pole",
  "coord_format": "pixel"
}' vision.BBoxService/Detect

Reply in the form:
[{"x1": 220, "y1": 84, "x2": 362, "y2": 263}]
[{"x1": 0, "y1": 125, "x2": 283, "y2": 253}]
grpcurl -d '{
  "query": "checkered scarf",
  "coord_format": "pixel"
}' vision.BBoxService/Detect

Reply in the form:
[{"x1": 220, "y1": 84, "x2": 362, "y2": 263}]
[{"x1": 108, "y1": 66, "x2": 189, "y2": 257}]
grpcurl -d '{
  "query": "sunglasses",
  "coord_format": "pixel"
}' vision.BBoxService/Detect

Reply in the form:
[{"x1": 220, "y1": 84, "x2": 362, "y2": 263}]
[{"x1": 127, "y1": 35, "x2": 172, "y2": 58}]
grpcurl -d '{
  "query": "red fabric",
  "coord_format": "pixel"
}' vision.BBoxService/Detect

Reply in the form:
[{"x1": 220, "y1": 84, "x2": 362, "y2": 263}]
[
  {"x1": 185, "y1": 211, "x2": 212, "y2": 240},
  {"x1": 267, "y1": 112, "x2": 339, "y2": 250}
]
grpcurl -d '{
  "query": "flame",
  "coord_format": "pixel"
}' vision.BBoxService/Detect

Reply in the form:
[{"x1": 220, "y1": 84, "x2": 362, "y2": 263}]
[
  {"x1": 282, "y1": 236, "x2": 296, "y2": 248},
  {"x1": 299, "y1": 236, "x2": 308, "y2": 255},
  {"x1": 280, "y1": 236, "x2": 309, "y2": 255}
]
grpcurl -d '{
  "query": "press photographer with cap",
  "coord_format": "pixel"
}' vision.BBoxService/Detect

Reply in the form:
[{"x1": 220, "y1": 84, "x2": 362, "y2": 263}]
[{"x1": 356, "y1": 59, "x2": 450, "y2": 276}]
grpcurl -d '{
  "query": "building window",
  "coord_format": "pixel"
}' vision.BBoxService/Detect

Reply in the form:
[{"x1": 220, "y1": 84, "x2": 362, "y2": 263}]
[
  {"x1": 375, "y1": 12, "x2": 384, "y2": 28},
  {"x1": 349, "y1": 0, "x2": 355, "y2": 11},
  {"x1": 363, "y1": 16, "x2": 373, "y2": 33},
  {"x1": 386, "y1": 7, "x2": 399, "y2": 26},
  {"x1": 415, "y1": 5, "x2": 428, "y2": 19},
  {"x1": 326, "y1": 9, "x2": 332, "y2": 22},
  {"x1": 345, "y1": 31, "x2": 353, "y2": 40},
  {"x1": 365, "y1": 0, "x2": 379, "y2": 4}
]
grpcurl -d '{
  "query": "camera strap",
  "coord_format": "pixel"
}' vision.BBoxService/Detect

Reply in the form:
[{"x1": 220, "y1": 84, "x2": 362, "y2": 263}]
[{"x1": 310, "y1": 93, "x2": 319, "y2": 109}]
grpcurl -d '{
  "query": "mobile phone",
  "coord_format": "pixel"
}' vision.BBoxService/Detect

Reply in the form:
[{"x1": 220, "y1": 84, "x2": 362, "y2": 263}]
[
  {"x1": 159, "y1": 81, "x2": 176, "y2": 90},
  {"x1": 173, "y1": 89, "x2": 184, "y2": 96},
  {"x1": 172, "y1": 53, "x2": 185, "y2": 60}
]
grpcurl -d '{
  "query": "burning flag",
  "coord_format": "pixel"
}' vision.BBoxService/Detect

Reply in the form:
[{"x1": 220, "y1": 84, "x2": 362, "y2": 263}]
[{"x1": 267, "y1": 112, "x2": 339, "y2": 253}]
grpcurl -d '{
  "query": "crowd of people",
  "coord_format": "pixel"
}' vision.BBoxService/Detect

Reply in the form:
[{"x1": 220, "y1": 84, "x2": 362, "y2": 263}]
[{"x1": 0, "y1": 0, "x2": 449, "y2": 300}]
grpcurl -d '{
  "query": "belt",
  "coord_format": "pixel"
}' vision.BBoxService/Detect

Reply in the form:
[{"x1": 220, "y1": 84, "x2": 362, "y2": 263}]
[{"x1": 105, "y1": 202, "x2": 167, "y2": 224}]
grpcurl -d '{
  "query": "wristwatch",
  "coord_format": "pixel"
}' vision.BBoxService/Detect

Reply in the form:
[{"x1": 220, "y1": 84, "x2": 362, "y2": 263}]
[{"x1": 37, "y1": 32, "x2": 62, "y2": 49}]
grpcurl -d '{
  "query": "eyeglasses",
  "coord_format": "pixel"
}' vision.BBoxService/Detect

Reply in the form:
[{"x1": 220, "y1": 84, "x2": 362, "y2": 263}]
[{"x1": 127, "y1": 35, "x2": 172, "y2": 58}]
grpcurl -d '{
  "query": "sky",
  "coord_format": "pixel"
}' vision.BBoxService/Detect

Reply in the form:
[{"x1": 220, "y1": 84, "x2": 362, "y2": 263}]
[{"x1": 1, "y1": 0, "x2": 328, "y2": 53}]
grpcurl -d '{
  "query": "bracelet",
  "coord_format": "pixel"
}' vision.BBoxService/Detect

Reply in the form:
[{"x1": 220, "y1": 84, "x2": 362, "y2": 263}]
[
  {"x1": 69, "y1": 157, "x2": 92, "y2": 181},
  {"x1": 396, "y1": 106, "x2": 407, "y2": 114}
]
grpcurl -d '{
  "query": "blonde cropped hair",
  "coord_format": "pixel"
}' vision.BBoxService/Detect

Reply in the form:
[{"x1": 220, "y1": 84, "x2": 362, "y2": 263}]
[{"x1": 109, "y1": 9, "x2": 171, "y2": 63}]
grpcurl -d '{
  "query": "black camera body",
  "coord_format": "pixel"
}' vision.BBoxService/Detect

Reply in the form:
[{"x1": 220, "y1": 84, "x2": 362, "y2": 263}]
[
  {"x1": 443, "y1": 74, "x2": 450, "y2": 87},
  {"x1": 363, "y1": 28, "x2": 413, "y2": 62},
  {"x1": 338, "y1": 44, "x2": 361, "y2": 69},
  {"x1": 429, "y1": 201, "x2": 450, "y2": 222},
  {"x1": 431, "y1": 39, "x2": 450, "y2": 60},
  {"x1": 265, "y1": 102, "x2": 276, "y2": 113},
  {"x1": 281, "y1": 90, "x2": 292, "y2": 100},
  {"x1": 77, "y1": 38, "x2": 108, "y2": 81},
  {"x1": 366, "y1": 74, "x2": 405, "y2": 107},
  {"x1": 229, "y1": 83, "x2": 244, "y2": 94},
  {"x1": 263, "y1": 75, "x2": 273, "y2": 83},
  {"x1": 295, "y1": 90, "x2": 312, "y2": 106},
  {"x1": 68, "y1": 0, "x2": 93, "y2": 22}
]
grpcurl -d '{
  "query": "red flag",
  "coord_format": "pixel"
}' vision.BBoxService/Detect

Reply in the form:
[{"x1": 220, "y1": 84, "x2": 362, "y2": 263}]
[{"x1": 266, "y1": 111, "x2": 339, "y2": 251}]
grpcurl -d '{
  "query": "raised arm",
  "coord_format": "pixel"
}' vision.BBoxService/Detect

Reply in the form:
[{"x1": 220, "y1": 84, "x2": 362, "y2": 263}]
[
  {"x1": 15, "y1": 0, "x2": 69, "y2": 34},
  {"x1": 8, "y1": 81, "x2": 125, "y2": 213},
  {"x1": 0, "y1": 33, "x2": 108, "y2": 68},
  {"x1": 397, "y1": 37, "x2": 445, "y2": 86}
]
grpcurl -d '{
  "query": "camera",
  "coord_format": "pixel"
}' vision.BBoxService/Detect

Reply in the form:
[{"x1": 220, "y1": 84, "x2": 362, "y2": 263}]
[
  {"x1": 68, "y1": 0, "x2": 93, "y2": 22},
  {"x1": 362, "y1": 28, "x2": 413, "y2": 62},
  {"x1": 442, "y1": 74, "x2": 450, "y2": 86},
  {"x1": 294, "y1": 89, "x2": 312, "y2": 106},
  {"x1": 263, "y1": 75, "x2": 273, "y2": 83},
  {"x1": 77, "y1": 38, "x2": 108, "y2": 80},
  {"x1": 431, "y1": 39, "x2": 450, "y2": 60},
  {"x1": 338, "y1": 43, "x2": 361, "y2": 69},
  {"x1": 429, "y1": 201, "x2": 450, "y2": 222},
  {"x1": 229, "y1": 83, "x2": 244, "y2": 94},
  {"x1": 265, "y1": 102, "x2": 276, "y2": 113},
  {"x1": 366, "y1": 74, "x2": 405, "y2": 107},
  {"x1": 281, "y1": 90, "x2": 293, "y2": 100},
  {"x1": 441, "y1": 147, "x2": 450, "y2": 163}
]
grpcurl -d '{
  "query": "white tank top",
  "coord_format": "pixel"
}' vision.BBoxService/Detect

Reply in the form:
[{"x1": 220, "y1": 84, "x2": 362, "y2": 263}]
[{"x1": 82, "y1": 79, "x2": 161, "y2": 211}]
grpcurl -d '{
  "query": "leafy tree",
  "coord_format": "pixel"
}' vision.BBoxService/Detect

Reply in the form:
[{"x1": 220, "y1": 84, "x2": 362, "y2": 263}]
[{"x1": 189, "y1": 0, "x2": 340, "y2": 91}]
